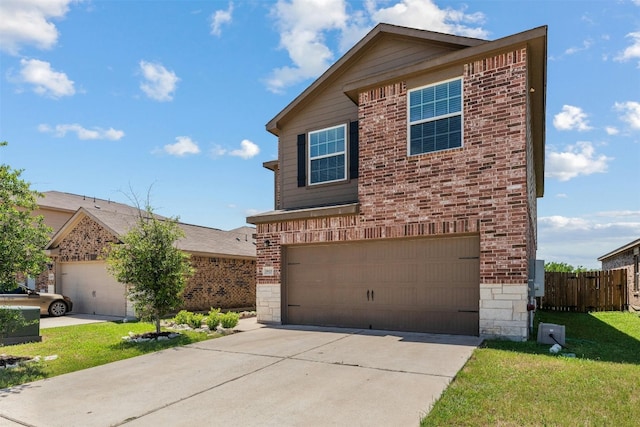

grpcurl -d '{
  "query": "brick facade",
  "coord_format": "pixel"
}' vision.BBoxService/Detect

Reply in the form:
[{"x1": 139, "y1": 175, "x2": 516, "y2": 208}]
[
  {"x1": 34, "y1": 216, "x2": 119, "y2": 292},
  {"x1": 602, "y1": 248, "x2": 640, "y2": 309},
  {"x1": 47, "y1": 215, "x2": 256, "y2": 313},
  {"x1": 255, "y1": 47, "x2": 536, "y2": 340},
  {"x1": 183, "y1": 255, "x2": 256, "y2": 311},
  {"x1": 57, "y1": 216, "x2": 120, "y2": 262}
]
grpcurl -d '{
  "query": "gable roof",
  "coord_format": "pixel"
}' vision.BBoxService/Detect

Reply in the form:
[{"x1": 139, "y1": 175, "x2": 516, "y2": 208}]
[
  {"x1": 598, "y1": 238, "x2": 640, "y2": 262},
  {"x1": 46, "y1": 207, "x2": 256, "y2": 259}
]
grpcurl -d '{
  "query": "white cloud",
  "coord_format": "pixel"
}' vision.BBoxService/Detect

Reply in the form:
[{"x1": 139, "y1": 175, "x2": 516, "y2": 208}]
[
  {"x1": 18, "y1": 59, "x2": 75, "y2": 98},
  {"x1": 564, "y1": 39, "x2": 592, "y2": 55},
  {"x1": 211, "y1": 2, "x2": 233, "y2": 36},
  {"x1": 614, "y1": 101, "x2": 640, "y2": 130},
  {"x1": 0, "y1": 0, "x2": 75, "y2": 55},
  {"x1": 266, "y1": 0, "x2": 349, "y2": 93},
  {"x1": 266, "y1": 0, "x2": 487, "y2": 93},
  {"x1": 210, "y1": 144, "x2": 227, "y2": 158},
  {"x1": 163, "y1": 136, "x2": 200, "y2": 156},
  {"x1": 553, "y1": 105, "x2": 592, "y2": 131},
  {"x1": 596, "y1": 210, "x2": 640, "y2": 218},
  {"x1": 39, "y1": 123, "x2": 124, "y2": 140},
  {"x1": 209, "y1": 140, "x2": 259, "y2": 159},
  {"x1": 615, "y1": 31, "x2": 640, "y2": 66},
  {"x1": 367, "y1": 0, "x2": 487, "y2": 38},
  {"x1": 537, "y1": 212, "x2": 640, "y2": 268},
  {"x1": 546, "y1": 141, "x2": 612, "y2": 181},
  {"x1": 605, "y1": 126, "x2": 619, "y2": 135},
  {"x1": 539, "y1": 215, "x2": 592, "y2": 231},
  {"x1": 229, "y1": 139, "x2": 260, "y2": 159},
  {"x1": 139, "y1": 61, "x2": 179, "y2": 101}
]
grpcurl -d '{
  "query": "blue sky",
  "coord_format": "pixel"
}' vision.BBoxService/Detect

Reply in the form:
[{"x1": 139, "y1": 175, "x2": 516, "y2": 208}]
[{"x1": 1, "y1": 0, "x2": 639, "y2": 269}]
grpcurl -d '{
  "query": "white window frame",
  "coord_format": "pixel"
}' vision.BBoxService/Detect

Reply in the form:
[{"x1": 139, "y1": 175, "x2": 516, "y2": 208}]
[
  {"x1": 407, "y1": 77, "x2": 463, "y2": 156},
  {"x1": 308, "y1": 123, "x2": 347, "y2": 186}
]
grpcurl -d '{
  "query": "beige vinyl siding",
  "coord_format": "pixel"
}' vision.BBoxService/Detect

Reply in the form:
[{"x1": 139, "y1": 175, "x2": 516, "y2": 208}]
[
  {"x1": 34, "y1": 208, "x2": 74, "y2": 235},
  {"x1": 406, "y1": 65, "x2": 464, "y2": 92},
  {"x1": 278, "y1": 37, "x2": 461, "y2": 210},
  {"x1": 279, "y1": 92, "x2": 358, "y2": 209},
  {"x1": 350, "y1": 36, "x2": 458, "y2": 79}
]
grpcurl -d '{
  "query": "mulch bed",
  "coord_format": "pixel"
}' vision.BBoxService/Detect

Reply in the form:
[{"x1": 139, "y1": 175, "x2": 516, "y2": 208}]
[{"x1": 0, "y1": 355, "x2": 33, "y2": 368}]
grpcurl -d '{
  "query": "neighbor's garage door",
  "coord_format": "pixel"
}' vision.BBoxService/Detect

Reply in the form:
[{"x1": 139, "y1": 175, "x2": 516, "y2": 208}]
[
  {"x1": 59, "y1": 262, "x2": 127, "y2": 316},
  {"x1": 285, "y1": 235, "x2": 479, "y2": 335}
]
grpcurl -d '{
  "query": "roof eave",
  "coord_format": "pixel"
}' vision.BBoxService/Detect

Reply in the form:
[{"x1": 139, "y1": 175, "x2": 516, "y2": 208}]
[
  {"x1": 183, "y1": 250, "x2": 255, "y2": 260},
  {"x1": 597, "y1": 238, "x2": 640, "y2": 261}
]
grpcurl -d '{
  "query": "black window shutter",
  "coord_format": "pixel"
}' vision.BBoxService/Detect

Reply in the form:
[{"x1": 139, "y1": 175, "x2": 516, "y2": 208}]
[
  {"x1": 297, "y1": 133, "x2": 306, "y2": 187},
  {"x1": 349, "y1": 120, "x2": 359, "y2": 179}
]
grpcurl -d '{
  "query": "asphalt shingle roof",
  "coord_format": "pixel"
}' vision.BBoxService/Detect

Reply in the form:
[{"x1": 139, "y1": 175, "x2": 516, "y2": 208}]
[
  {"x1": 84, "y1": 207, "x2": 255, "y2": 258},
  {"x1": 38, "y1": 191, "x2": 156, "y2": 218},
  {"x1": 46, "y1": 203, "x2": 255, "y2": 259}
]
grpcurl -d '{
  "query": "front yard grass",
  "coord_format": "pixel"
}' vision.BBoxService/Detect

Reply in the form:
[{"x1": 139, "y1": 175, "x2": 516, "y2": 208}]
[
  {"x1": 422, "y1": 310, "x2": 640, "y2": 426},
  {"x1": 0, "y1": 321, "x2": 219, "y2": 389}
]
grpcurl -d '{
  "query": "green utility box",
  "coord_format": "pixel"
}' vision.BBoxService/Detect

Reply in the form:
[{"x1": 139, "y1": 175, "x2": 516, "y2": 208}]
[{"x1": 0, "y1": 306, "x2": 42, "y2": 345}]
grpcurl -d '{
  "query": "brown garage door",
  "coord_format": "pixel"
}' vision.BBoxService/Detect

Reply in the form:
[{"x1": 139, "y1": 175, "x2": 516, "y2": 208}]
[{"x1": 285, "y1": 235, "x2": 479, "y2": 335}]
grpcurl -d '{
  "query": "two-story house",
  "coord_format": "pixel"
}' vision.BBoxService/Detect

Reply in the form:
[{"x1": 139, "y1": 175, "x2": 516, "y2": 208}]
[{"x1": 248, "y1": 23, "x2": 547, "y2": 340}]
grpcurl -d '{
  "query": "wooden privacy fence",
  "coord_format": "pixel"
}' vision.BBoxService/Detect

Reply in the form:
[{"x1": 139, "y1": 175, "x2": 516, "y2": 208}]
[{"x1": 541, "y1": 270, "x2": 628, "y2": 312}]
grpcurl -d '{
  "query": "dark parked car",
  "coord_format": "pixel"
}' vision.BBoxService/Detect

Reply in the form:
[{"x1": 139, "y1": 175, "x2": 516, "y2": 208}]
[{"x1": 0, "y1": 285, "x2": 73, "y2": 316}]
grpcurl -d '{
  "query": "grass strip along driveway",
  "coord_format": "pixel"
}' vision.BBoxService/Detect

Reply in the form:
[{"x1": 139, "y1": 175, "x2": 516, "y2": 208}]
[
  {"x1": 422, "y1": 310, "x2": 640, "y2": 426},
  {"x1": 0, "y1": 321, "x2": 218, "y2": 389}
]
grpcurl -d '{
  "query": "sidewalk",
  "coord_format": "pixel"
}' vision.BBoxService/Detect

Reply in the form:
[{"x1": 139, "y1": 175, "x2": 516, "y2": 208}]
[{"x1": 40, "y1": 313, "x2": 263, "y2": 331}]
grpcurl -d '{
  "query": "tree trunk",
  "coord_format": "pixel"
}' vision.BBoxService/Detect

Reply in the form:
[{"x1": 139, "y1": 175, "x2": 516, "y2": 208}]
[{"x1": 155, "y1": 317, "x2": 161, "y2": 334}]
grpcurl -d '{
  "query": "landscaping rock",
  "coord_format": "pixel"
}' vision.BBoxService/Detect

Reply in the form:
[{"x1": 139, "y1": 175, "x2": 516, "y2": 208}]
[
  {"x1": 0, "y1": 354, "x2": 58, "y2": 369},
  {"x1": 122, "y1": 331, "x2": 182, "y2": 343}
]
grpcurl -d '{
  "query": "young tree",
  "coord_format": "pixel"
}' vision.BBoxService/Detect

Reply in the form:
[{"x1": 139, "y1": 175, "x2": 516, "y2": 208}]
[
  {"x1": 545, "y1": 261, "x2": 591, "y2": 273},
  {"x1": 0, "y1": 142, "x2": 52, "y2": 291},
  {"x1": 106, "y1": 205, "x2": 193, "y2": 333}
]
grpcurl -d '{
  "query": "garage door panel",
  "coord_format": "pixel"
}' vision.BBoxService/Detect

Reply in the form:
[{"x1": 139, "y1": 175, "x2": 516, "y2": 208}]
[
  {"x1": 60, "y1": 262, "x2": 126, "y2": 317},
  {"x1": 288, "y1": 306, "x2": 369, "y2": 328},
  {"x1": 285, "y1": 235, "x2": 480, "y2": 335}
]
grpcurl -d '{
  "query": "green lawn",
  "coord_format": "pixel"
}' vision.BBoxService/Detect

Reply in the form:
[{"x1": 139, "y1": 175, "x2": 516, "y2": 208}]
[
  {"x1": 0, "y1": 321, "x2": 219, "y2": 389},
  {"x1": 422, "y1": 311, "x2": 640, "y2": 426}
]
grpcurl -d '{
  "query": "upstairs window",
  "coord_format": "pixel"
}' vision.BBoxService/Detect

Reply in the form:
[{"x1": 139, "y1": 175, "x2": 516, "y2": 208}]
[
  {"x1": 408, "y1": 78, "x2": 462, "y2": 156},
  {"x1": 308, "y1": 124, "x2": 346, "y2": 185}
]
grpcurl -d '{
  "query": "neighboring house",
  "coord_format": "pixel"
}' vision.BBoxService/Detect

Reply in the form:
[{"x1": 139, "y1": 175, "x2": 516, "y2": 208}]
[
  {"x1": 34, "y1": 192, "x2": 256, "y2": 316},
  {"x1": 598, "y1": 238, "x2": 640, "y2": 311},
  {"x1": 248, "y1": 24, "x2": 547, "y2": 340},
  {"x1": 28, "y1": 191, "x2": 156, "y2": 291}
]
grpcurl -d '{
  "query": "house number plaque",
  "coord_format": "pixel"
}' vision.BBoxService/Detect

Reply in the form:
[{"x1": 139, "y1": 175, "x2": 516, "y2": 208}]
[{"x1": 262, "y1": 266, "x2": 274, "y2": 276}]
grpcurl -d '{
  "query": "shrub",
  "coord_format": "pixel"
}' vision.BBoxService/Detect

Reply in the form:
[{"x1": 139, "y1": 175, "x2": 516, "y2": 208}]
[
  {"x1": 220, "y1": 311, "x2": 240, "y2": 329},
  {"x1": 187, "y1": 313, "x2": 205, "y2": 329},
  {"x1": 173, "y1": 310, "x2": 192, "y2": 326},
  {"x1": 173, "y1": 310, "x2": 204, "y2": 329},
  {"x1": 206, "y1": 308, "x2": 221, "y2": 330}
]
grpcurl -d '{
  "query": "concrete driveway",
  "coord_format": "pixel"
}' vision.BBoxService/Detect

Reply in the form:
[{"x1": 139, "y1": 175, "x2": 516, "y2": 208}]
[
  {"x1": 40, "y1": 313, "x2": 125, "y2": 329},
  {"x1": 0, "y1": 322, "x2": 481, "y2": 426}
]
